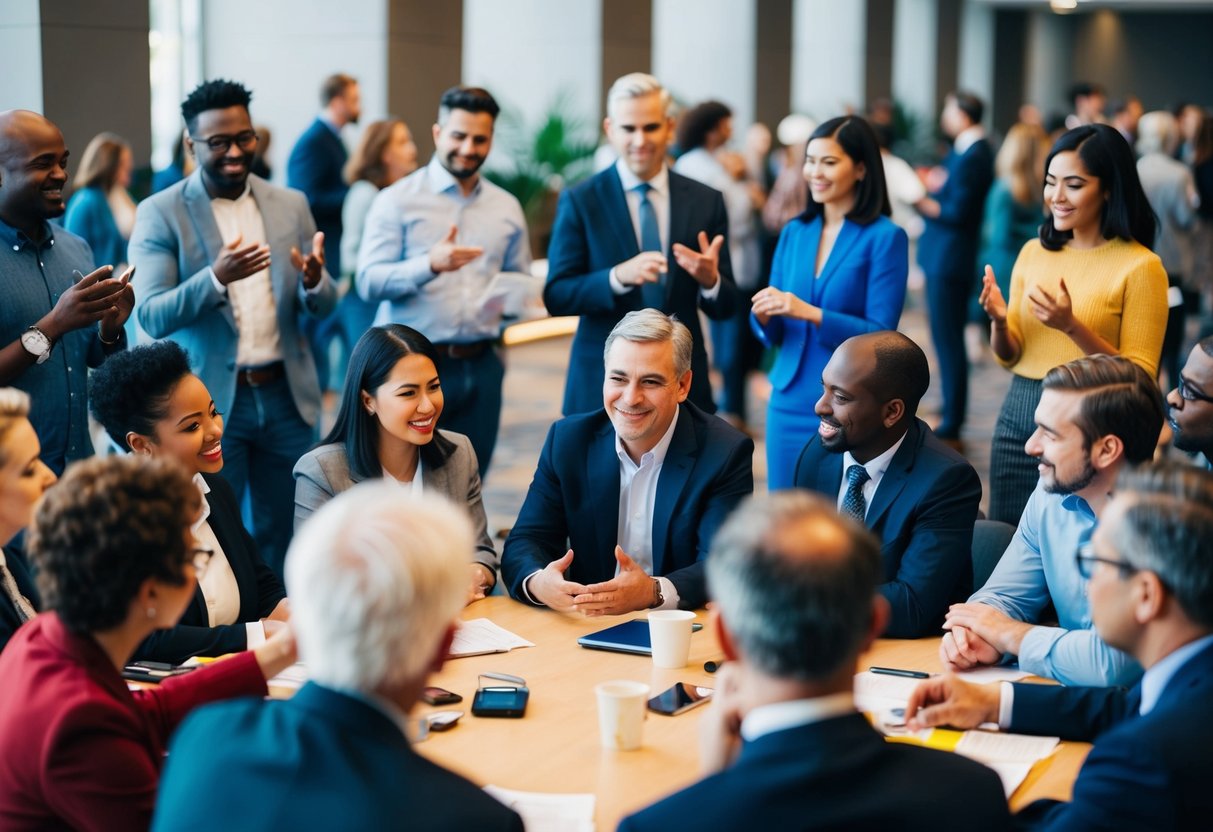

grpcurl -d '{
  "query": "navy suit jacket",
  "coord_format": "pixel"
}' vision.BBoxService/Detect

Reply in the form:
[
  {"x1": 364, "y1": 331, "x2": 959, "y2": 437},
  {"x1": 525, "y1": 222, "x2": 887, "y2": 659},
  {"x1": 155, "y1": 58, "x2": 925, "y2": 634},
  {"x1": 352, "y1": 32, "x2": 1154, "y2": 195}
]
[
  {"x1": 618, "y1": 713, "x2": 1010, "y2": 831},
  {"x1": 793, "y1": 418, "x2": 981, "y2": 637},
  {"x1": 134, "y1": 473, "x2": 285, "y2": 664},
  {"x1": 918, "y1": 138, "x2": 994, "y2": 279},
  {"x1": 154, "y1": 682, "x2": 523, "y2": 832},
  {"x1": 502, "y1": 402, "x2": 753, "y2": 609},
  {"x1": 1011, "y1": 640, "x2": 1213, "y2": 831},
  {"x1": 0, "y1": 544, "x2": 40, "y2": 655},
  {"x1": 286, "y1": 117, "x2": 349, "y2": 274},
  {"x1": 544, "y1": 166, "x2": 738, "y2": 415}
]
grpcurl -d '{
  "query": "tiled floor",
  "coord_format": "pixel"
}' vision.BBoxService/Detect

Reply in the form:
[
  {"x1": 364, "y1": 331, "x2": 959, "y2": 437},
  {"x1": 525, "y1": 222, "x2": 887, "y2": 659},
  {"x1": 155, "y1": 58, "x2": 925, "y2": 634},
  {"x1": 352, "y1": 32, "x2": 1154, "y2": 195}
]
[{"x1": 481, "y1": 288, "x2": 1012, "y2": 540}]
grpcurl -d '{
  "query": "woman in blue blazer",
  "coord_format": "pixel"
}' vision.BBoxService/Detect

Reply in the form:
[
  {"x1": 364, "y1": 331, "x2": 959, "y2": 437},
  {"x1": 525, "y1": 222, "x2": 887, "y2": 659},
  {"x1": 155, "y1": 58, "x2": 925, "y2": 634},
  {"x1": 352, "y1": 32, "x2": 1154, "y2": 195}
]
[{"x1": 752, "y1": 116, "x2": 908, "y2": 488}]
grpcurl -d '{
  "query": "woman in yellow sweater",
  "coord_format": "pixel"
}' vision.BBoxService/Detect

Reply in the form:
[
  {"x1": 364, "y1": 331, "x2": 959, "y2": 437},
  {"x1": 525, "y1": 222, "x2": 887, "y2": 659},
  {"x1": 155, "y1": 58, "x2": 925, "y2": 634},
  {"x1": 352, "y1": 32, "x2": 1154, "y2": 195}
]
[{"x1": 980, "y1": 124, "x2": 1168, "y2": 524}]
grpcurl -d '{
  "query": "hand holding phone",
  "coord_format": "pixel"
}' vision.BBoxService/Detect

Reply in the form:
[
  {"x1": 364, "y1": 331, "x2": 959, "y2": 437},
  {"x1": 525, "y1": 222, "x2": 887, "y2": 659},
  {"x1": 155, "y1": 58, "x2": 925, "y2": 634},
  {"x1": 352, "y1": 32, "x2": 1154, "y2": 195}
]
[{"x1": 647, "y1": 682, "x2": 713, "y2": 716}]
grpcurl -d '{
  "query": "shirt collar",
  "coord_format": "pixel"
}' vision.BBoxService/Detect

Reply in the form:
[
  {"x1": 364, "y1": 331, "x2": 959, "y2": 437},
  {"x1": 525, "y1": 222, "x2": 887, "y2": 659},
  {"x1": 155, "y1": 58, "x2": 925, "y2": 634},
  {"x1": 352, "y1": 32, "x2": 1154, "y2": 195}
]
[
  {"x1": 615, "y1": 158, "x2": 669, "y2": 197},
  {"x1": 1060, "y1": 491, "x2": 1098, "y2": 520},
  {"x1": 190, "y1": 472, "x2": 212, "y2": 533},
  {"x1": 0, "y1": 216, "x2": 54, "y2": 251},
  {"x1": 211, "y1": 183, "x2": 253, "y2": 204},
  {"x1": 339, "y1": 688, "x2": 413, "y2": 739},
  {"x1": 841, "y1": 431, "x2": 907, "y2": 484},
  {"x1": 615, "y1": 406, "x2": 680, "y2": 471},
  {"x1": 318, "y1": 113, "x2": 342, "y2": 137},
  {"x1": 954, "y1": 125, "x2": 985, "y2": 155},
  {"x1": 1138, "y1": 633, "x2": 1213, "y2": 716},
  {"x1": 740, "y1": 693, "x2": 856, "y2": 741},
  {"x1": 425, "y1": 156, "x2": 479, "y2": 198}
]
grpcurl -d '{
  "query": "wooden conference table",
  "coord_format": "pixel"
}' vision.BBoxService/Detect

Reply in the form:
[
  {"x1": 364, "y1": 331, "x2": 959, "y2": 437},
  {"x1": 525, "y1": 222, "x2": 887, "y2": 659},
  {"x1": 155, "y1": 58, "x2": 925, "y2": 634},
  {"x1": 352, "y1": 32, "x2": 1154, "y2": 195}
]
[{"x1": 397, "y1": 597, "x2": 1091, "y2": 831}]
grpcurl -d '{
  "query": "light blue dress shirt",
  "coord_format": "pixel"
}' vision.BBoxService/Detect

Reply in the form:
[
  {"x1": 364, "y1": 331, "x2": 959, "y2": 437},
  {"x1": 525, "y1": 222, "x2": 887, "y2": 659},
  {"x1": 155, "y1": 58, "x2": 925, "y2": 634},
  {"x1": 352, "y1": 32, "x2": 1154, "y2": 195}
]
[
  {"x1": 969, "y1": 482, "x2": 1141, "y2": 687},
  {"x1": 355, "y1": 158, "x2": 531, "y2": 343}
]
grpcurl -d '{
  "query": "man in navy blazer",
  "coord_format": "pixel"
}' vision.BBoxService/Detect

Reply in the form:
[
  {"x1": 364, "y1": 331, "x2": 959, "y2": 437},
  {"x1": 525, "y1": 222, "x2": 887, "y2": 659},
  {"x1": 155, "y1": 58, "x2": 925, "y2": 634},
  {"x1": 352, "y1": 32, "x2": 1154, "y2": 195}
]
[
  {"x1": 544, "y1": 73, "x2": 737, "y2": 416},
  {"x1": 153, "y1": 485, "x2": 523, "y2": 832},
  {"x1": 794, "y1": 331, "x2": 981, "y2": 637},
  {"x1": 619, "y1": 490, "x2": 1009, "y2": 832},
  {"x1": 130, "y1": 79, "x2": 336, "y2": 575},
  {"x1": 503, "y1": 311, "x2": 752, "y2": 613},
  {"x1": 915, "y1": 91, "x2": 994, "y2": 442},
  {"x1": 907, "y1": 461, "x2": 1213, "y2": 830}
]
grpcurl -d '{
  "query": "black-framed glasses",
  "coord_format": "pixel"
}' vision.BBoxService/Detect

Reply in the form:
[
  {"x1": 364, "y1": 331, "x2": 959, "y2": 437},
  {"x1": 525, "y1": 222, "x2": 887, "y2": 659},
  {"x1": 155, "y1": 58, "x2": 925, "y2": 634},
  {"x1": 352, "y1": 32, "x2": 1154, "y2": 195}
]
[
  {"x1": 1177, "y1": 375, "x2": 1213, "y2": 405},
  {"x1": 1074, "y1": 542, "x2": 1136, "y2": 580},
  {"x1": 189, "y1": 547, "x2": 214, "y2": 579},
  {"x1": 190, "y1": 130, "x2": 258, "y2": 153}
]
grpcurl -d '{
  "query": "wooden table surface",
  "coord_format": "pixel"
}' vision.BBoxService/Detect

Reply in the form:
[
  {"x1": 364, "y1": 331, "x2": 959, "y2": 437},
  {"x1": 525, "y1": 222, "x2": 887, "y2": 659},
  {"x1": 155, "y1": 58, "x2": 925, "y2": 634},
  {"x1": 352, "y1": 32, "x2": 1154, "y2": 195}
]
[{"x1": 401, "y1": 596, "x2": 1090, "y2": 831}]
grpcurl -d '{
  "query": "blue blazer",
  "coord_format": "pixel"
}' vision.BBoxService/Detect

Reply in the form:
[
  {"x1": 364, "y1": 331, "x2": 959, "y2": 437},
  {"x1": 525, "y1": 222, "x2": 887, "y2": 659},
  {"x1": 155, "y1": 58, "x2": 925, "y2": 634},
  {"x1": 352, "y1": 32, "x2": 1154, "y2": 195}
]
[
  {"x1": 752, "y1": 214, "x2": 907, "y2": 394},
  {"x1": 63, "y1": 186, "x2": 127, "y2": 269},
  {"x1": 286, "y1": 118, "x2": 349, "y2": 275},
  {"x1": 1011, "y1": 640, "x2": 1213, "y2": 830},
  {"x1": 129, "y1": 171, "x2": 337, "y2": 426},
  {"x1": 544, "y1": 167, "x2": 738, "y2": 415},
  {"x1": 153, "y1": 682, "x2": 524, "y2": 832},
  {"x1": 793, "y1": 418, "x2": 981, "y2": 637},
  {"x1": 0, "y1": 544, "x2": 39, "y2": 655},
  {"x1": 502, "y1": 402, "x2": 753, "y2": 609},
  {"x1": 618, "y1": 713, "x2": 1010, "y2": 831},
  {"x1": 918, "y1": 138, "x2": 994, "y2": 279},
  {"x1": 133, "y1": 473, "x2": 286, "y2": 664}
]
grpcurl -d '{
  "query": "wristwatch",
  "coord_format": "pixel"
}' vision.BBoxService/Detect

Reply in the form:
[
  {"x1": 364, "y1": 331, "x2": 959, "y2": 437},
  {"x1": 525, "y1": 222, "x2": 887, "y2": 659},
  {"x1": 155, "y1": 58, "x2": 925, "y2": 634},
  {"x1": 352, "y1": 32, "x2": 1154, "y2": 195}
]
[
  {"x1": 20, "y1": 326, "x2": 52, "y2": 364},
  {"x1": 649, "y1": 578, "x2": 665, "y2": 609}
]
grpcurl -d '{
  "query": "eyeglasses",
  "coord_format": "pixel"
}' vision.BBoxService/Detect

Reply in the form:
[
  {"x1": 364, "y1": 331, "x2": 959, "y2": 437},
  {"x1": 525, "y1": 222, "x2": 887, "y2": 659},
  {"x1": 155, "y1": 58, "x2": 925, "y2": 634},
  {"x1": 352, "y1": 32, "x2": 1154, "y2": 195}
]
[
  {"x1": 190, "y1": 130, "x2": 259, "y2": 154},
  {"x1": 1177, "y1": 375, "x2": 1213, "y2": 405},
  {"x1": 1074, "y1": 542, "x2": 1136, "y2": 580},
  {"x1": 189, "y1": 547, "x2": 214, "y2": 579}
]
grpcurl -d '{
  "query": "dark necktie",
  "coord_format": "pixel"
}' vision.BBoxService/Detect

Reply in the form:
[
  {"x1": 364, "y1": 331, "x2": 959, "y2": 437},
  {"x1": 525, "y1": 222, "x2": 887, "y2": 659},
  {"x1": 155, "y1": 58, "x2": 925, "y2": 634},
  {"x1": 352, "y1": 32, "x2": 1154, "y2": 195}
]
[
  {"x1": 634, "y1": 182, "x2": 665, "y2": 310},
  {"x1": 841, "y1": 464, "x2": 871, "y2": 523}
]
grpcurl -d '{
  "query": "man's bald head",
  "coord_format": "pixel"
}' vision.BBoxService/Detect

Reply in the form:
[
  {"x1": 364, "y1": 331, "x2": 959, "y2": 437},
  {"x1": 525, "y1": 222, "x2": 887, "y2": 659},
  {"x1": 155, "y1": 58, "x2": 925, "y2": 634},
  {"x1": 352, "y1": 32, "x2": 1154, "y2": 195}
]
[
  {"x1": 0, "y1": 110, "x2": 60, "y2": 163},
  {"x1": 0, "y1": 110, "x2": 69, "y2": 229},
  {"x1": 838, "y1": 331, "x2": 930, "y2": 415}
]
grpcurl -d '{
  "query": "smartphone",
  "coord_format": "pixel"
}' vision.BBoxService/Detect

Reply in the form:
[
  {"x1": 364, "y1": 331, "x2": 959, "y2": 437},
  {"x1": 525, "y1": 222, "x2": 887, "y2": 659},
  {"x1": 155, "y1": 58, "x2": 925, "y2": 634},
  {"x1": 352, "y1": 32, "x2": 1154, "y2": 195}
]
[
  {"x1": 421, "y1": 686, "x2": 463, "y2": 706},
  {"x1": 647, "y1": 682, "x2": 713, "y2": 716},
  {"x1": 471, "y1": 686, "x2": 529, "y2": 718}
]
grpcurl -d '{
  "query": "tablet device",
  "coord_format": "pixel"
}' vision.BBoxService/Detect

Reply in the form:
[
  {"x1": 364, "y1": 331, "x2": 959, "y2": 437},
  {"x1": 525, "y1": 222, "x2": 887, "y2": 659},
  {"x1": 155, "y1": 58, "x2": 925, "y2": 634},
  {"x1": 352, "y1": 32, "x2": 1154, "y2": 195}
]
[{"x1": 577, "y1": 619, "x2": 702, "y2": 655}]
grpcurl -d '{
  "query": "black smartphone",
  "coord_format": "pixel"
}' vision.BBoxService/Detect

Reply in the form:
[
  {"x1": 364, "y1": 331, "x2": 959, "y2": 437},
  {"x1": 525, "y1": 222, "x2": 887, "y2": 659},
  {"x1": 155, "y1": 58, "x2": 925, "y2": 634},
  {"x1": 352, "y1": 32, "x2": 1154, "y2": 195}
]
[
  {"x1": 421, "y1": 686, "x2": 463, "y2": 706},
  {"x1": 471, "y1": 686, "x2": 529, "y2": 718},
  {"x1": 647, "y1": 682, "x2": 713, "y2": 716}
]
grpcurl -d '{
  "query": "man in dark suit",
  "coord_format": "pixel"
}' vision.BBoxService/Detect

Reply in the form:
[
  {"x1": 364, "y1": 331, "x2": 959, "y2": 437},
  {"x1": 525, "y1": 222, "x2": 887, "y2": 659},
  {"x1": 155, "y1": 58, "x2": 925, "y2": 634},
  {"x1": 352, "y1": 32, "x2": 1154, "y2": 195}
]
[
  {"x1": 152, "y1": 484, "x2": 523, "y2": 832},
  {"x1": 502, "y1": 310, "x2": 752, "y2": 613},
  {"x1": 544, "y1": 72, "x2": 738, "y2": 416},
  {"x1": 907, "y1": 461, "x2": 1213, "y2": 830},
  {"x1": 793, "y1": 331, "x2": 981, "y2": 637},
  {"x1": 915, "y1": 90, "x2": 994, "y2": 444},
  {"x1": 619, "y1": 490, "x2": 1010, "y2": 832}
]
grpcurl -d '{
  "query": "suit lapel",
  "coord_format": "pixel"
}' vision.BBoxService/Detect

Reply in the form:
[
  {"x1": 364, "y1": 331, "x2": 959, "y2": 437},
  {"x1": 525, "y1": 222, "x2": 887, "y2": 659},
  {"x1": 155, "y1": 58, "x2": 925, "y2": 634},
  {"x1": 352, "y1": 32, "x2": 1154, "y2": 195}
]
[
  {"x1": 864, "y1": 421, "x2": 921, "y2": 528},
  {"x1": 815, "y1": 441, "x2": 844, "y2": 499},
  {"x1": 183, "y1": 173, "x2": 237, "y2": 332},
  {"x1": 589, "y1": 423, "x2": 622, "y2": 574},
  {"x1": 248, "y1": 176, "x2": 289, "y2": 304},
  {"x1": 666, "y1": 174, "x2": 695, "y2": 306},
  {"x1": 811, "y1": 219, "x2": 859, "y2": 301},
  {"x1": 602, "y1": 169, "x2": 640, "y2": 265},
  {"x1": 651, "y1": 407, "x2": 696, "y2": 574},
  {"x1": 202, "y1": 475, "x2": 254, "y2": 618}
]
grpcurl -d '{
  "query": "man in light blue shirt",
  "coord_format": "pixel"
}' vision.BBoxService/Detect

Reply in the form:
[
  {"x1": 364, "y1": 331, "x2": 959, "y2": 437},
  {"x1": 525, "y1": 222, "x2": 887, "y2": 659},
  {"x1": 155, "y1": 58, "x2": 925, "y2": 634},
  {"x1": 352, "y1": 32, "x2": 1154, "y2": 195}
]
[
  {"x1": 942, "y1": 355, "x2": 1164, "y2": 686},
  {"x1": 357, "y1": 86, "x2": 530, "y2": 477}
]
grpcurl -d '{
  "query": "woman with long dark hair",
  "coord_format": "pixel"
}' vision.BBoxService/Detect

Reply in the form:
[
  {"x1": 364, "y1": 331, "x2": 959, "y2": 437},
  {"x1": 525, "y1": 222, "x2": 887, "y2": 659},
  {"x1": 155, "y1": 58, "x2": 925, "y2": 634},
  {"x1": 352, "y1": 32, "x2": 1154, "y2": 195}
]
[
  {"x1": 293, "y1": 324, "x2": 498, "y2": 600},
  {"x1": 980, "y1": 124, "x2": 1168, "y2": 524}
]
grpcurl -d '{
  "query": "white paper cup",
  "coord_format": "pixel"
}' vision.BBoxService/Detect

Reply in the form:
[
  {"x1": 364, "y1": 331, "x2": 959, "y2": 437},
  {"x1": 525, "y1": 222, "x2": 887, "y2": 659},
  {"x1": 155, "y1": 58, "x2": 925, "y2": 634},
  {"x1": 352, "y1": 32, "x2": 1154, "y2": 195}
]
[
  {"x1": 648, "y1": 610, "x2": 696, "y2": 669},
  {"x1": 596, "y1": 680, "x2": 649, "y2": 751}
]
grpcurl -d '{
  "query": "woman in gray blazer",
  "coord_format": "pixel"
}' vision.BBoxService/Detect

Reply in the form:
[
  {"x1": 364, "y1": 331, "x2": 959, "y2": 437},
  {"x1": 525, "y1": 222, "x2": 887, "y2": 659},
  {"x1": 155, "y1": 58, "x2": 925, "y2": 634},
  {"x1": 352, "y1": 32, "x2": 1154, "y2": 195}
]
[{"x1": 293, "y1": 325, "x2": 498, "y2": 600}]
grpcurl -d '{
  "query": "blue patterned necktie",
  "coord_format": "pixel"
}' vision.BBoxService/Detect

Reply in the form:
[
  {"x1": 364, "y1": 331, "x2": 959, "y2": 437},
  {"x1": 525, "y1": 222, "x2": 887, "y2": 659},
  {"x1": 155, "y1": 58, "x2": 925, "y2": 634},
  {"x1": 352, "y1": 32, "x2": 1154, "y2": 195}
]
[
  {"x1": 634, "y1": 182, "x2": 665, "y2": 309},
  {"x1": 841, "y1": 464, "x2": 871, "y2": 523}
]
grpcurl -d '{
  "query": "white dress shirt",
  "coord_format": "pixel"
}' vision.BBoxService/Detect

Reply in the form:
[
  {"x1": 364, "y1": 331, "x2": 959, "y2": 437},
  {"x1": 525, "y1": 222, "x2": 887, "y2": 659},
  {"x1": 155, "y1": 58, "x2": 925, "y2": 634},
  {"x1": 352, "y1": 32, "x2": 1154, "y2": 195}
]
[
  {"x1": 740, "y1": 693, "x2": 856, "y2": 741},
  {"x1": 191, "y1": 474, "x2": 264, "y2": 645},
  {"x1": 616, "y1": 408, "x2": 681, "y2": 609},
  {"x1": 382, "y1": 456, "x2": 424, "y2": 497},
  {"x1": 834, "y1": 433, "x2": 908, "y2": 519}
]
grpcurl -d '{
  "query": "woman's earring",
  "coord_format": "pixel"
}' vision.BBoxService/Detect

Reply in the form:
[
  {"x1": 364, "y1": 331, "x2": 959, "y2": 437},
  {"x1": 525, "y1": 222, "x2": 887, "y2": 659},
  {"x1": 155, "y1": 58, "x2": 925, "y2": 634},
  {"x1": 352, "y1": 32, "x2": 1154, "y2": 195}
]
[{"x1": 146, "y1": 607, "x2": 157, "y2": 619}]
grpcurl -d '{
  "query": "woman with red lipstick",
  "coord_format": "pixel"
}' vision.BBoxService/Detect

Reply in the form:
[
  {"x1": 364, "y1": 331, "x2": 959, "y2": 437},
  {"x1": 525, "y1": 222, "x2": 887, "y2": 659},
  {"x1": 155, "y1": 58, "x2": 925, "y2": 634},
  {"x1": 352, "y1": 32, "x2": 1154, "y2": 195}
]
[
  {"x1": 750, "y1": 116, "x2": 908, "y2": 489},
  {"x1": 88, "y1": 342, "x2": 288, "y2": 664},
  {"x1": 294, "y1": 324, "x2": 498, "y2": 601},
  {"x1": 979, "y1": 124, "x2": 1168, "y2": 525}
]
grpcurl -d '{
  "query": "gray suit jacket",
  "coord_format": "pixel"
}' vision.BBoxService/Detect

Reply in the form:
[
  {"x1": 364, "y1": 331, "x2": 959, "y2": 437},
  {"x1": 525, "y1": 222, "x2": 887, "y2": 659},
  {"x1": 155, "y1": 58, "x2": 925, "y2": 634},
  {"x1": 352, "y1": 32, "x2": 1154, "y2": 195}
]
[
  {"x1": 292, "y1": 431, "x2": 499, "y2": 574},
  {"x1": 129, "y1": 171, "x2": 337, "y2": 425}
]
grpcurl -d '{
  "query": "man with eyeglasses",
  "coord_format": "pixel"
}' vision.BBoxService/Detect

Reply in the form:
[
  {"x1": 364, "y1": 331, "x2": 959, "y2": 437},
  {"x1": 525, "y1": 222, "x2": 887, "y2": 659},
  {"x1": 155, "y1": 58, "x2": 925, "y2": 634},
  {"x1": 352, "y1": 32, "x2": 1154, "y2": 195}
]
[
  {"x1": 941, "y1": 355, "x2": 1164, "y2": 686},
  {"x1": 1167, "y1": 335, "x2": 1213, "y2": 469},
  {"x1": 130, "y1": 79, "x2": 336, "y2": 578},
  {"x1": 905, "y1": 461, "x2": 1213, "y2": 830}
]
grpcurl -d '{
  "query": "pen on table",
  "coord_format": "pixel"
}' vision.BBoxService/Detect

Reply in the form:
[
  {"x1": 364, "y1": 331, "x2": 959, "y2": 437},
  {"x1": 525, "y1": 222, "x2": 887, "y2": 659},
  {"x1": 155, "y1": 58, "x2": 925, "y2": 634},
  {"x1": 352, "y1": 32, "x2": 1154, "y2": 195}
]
[
  {"x1": 869, "y1": 666, "x2": 929, "y2": 679},
  {"x1": 704, "y1": 658, "x2": 727, "y2": 673}
]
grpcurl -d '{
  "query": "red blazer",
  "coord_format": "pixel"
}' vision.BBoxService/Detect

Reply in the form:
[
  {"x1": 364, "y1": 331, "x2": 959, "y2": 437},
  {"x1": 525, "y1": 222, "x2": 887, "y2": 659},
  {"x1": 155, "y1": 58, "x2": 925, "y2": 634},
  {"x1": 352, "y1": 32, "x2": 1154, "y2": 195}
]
[{"x1": 0, "y1": 613, "x2": 267, "y2": 831}]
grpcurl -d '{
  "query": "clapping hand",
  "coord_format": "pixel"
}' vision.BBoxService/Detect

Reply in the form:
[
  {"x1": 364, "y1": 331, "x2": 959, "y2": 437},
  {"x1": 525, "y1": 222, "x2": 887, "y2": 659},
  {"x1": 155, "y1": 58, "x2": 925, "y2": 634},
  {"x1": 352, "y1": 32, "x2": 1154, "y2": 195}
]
[
  {"x1": 213, "y1": 233, "x2": 272, "y2": 285},
  {"x1": 290, "y1": 231, "x2": 326, "y2": 289},
  {"x1": 978, "y1": 265, "x2": 1008, "y2": 324},
  {"x1": 672, "y1": 231, "x2": 724, "y2": 289},
  {"x1": 42, "y1": 266, "x2": 127, "y2": 341},
  {"x1": 1027, "y1": 277, "x2": 1075, "y2": 333}
]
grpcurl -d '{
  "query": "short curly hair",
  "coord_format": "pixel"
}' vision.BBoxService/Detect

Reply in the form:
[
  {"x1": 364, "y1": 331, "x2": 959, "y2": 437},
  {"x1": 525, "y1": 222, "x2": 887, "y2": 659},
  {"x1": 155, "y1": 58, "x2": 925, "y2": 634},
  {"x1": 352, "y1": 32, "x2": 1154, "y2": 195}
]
[
  {"x1": 30, "y1": 456, "x2": 199, "y2": 634},
  {"x1": 181, "y1": 79, "x2": 253, "y2": 132},
  {"x1": 89, "y1": 341, "x2": 193, "y2": 452}
]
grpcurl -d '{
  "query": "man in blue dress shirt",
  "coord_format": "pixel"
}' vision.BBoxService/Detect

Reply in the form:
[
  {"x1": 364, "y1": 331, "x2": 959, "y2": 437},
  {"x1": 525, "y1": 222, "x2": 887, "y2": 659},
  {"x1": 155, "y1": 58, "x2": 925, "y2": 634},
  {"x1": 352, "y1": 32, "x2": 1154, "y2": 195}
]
[
  {"x1": 0, "y1": 110, "x2": 133, "y2": 473},
  {"x1": 357, "y1": 86, "x2": 530, "y2": 476}
]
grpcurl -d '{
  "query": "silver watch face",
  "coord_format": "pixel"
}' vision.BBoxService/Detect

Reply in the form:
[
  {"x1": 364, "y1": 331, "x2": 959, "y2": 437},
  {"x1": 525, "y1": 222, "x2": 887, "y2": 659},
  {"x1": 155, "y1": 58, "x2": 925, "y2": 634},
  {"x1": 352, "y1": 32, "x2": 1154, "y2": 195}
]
[{"x1": 21, "y1": 329, "x2": 50, "y2": 361}]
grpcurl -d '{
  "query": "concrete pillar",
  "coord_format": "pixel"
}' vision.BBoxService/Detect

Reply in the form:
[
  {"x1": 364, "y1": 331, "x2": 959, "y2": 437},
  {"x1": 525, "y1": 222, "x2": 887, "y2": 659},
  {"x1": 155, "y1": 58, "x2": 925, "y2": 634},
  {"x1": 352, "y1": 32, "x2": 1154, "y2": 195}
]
[
  {"x1": 602, "y1": 0, "x2": 652, "y2": 114},
  {"x1": 387, "y1": 0, "x2": 462, "y2": 149},
  {"x1": 791, "y1": 0, "x2": 866, "y2": 121},
  {"x1": 957, "y1": 0, "x2": 995, "y2": 125},
  {"x1": 1024, "y1": 9, "x2": 1072, "y2": 120},
  {"x1": 755, "y1": 0, "x2": 794, "y2": 130},
  {"x1": 865, "y1": 0, "x2": 896, "y2": 106},
  {"x1": 0, "y1": 1, "x2": 44, "y2": 114},
  {"x1": 892, "y1": 0, "x2": 938, "y2": 126}
]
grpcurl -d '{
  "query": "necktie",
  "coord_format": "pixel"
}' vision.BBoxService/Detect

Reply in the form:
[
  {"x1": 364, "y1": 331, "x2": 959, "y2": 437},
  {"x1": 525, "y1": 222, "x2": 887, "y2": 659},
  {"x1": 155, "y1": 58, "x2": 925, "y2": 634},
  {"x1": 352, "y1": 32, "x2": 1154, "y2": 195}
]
[
  {"x1": 841, "y1": 464, "x2": 871, "y2": 523},
  {"x1": 634, "y1": 182, "x2": 665, "y2": 309},
  {"x1": 0, "y1": 558, "x2": 35, "y2": 622}
]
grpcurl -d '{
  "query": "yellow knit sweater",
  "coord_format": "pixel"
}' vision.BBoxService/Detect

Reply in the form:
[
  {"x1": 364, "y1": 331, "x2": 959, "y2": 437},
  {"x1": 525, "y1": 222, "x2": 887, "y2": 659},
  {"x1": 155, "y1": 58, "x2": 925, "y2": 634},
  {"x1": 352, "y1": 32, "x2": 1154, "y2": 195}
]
[{"x1": 1001, "y1": 238, "x2": 1169, "y2": 379}]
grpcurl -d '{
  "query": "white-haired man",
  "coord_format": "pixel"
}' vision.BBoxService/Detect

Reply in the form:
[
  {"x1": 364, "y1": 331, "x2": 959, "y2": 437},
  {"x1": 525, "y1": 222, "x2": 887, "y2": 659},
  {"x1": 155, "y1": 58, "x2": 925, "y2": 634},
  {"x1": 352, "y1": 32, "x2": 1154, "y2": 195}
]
[
  {"x1": 151, "y1": 486, "x2": 523, "y2": 831},
  {"x1": 544, "y1": 72, "x2": 738, "y2": 416}
]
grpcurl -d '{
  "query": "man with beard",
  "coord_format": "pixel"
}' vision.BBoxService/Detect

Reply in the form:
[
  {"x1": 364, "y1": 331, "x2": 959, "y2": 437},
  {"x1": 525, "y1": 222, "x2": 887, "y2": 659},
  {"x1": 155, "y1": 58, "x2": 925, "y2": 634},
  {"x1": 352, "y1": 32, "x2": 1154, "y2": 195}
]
[
  {"x1": 1167, "y1": 335, "x2": 1213, "y2": 469},
  {"x1": 793, "y1": 332, "x2": 981, "y2": 638},
  {"x1": 0, "y1": 110, "x2": 134, "y2": 474},
  {"x1": 943, "y1": 354, "x2": 1163, "y2": 686},
  {"x1": 130, "y1": 79, "x2": 336, "y2": 577},
  {"x1": 357, "y1": 86, "x2": 530, "y2": 477}
]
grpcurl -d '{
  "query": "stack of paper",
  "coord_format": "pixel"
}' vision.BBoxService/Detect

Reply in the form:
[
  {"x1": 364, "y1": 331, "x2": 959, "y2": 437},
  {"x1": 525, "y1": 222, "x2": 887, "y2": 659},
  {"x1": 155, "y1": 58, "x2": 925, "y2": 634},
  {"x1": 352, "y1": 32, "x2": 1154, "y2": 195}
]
[
  {"x1": 449, "y1": 618, "x2": 535, "y2": 658},
  {"x1": 483, "y1": 785, "x2": 595, "y2": 832},
  {"x1": 269, "y1": 661, "x2": 308, "y2": 690}
]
